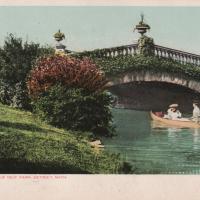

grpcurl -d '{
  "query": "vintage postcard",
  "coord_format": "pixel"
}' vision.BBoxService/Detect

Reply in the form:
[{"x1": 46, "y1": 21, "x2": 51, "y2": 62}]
[{"x1": 0, "y1": 0, "x2": 200, "y2": 199}]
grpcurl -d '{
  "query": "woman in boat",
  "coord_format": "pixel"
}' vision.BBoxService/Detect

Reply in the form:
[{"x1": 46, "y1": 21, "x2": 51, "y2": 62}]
[
  {"x1": 192, "y1": 101, "x2": 200, "y2": 123},
  {"x1": 165, "y1": 104, "x2": 182, "y2": 120}
]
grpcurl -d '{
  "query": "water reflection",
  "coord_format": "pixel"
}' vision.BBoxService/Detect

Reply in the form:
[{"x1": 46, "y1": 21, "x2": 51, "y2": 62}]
[
  {"x1": 151, "y1": 120, "x2": 200, "y2": 150},
  {"x1": 192, "y1": 128, "x2": 200, "y2": 150},
  {"x1": 151, "y1": 120, "x2": 185, "y2": 130},
  {"x1": 106, "y1": 109, "x2": 200, "y2": 174},
  {"x1": 151, "y1": 120, "x2": 183, "y2": 143}
]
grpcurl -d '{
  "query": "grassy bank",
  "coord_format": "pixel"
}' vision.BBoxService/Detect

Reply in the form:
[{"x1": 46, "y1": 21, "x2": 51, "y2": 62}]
[{"x1": 0, "y1": 103, "x2": 124, "y2": 174}]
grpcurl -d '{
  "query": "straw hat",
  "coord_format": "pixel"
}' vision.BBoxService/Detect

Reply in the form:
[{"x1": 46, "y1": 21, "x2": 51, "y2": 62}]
[{"x1": 169, "y1": 104, "x2": 179, "y2": 108}]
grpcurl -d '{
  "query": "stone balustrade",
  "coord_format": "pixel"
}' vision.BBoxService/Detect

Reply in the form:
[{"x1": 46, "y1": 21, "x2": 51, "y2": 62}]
[
  {"x1": 154, "y1": 45, "x2": 200, "y2": 66},
  {"x1": 87, "y1": 44, "x2": 138, "y2": 58},
  {"x1": 77, "y1": 43, "x2": 200, "y2": 66}
]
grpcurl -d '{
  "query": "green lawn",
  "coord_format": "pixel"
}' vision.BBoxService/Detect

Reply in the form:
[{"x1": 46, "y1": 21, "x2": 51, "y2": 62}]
[{"x1": 0, "y1": 103, "x2": 123, "y2": 174}]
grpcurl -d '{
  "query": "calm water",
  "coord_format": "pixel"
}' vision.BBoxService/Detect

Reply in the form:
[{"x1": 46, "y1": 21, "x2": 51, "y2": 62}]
[{"x1": 102, "y1": 109, "x2": 200, "y2": 174}]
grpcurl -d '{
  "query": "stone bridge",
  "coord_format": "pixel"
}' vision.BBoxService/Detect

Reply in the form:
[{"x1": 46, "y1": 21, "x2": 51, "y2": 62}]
[
  {"x1": 80, "y1": 41, "x2": 200, "y2": 111},
  {"x1": 74, "y1": 16, "x2": 200, "y2": 111}
]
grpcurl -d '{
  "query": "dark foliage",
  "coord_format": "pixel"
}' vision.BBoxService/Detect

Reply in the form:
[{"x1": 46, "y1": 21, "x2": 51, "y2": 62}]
[
  {"x1": 33, "y1": 84, "x2": 115, "y2": 136},
  {"x1": 0, "y1": 34, "x2": 54, "y2": 109}
]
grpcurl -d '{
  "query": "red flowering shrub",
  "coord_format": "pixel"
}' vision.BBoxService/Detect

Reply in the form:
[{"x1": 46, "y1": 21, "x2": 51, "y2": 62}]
[{"x1": 27, "y1": 55, "x2": 107, "y2": 97}]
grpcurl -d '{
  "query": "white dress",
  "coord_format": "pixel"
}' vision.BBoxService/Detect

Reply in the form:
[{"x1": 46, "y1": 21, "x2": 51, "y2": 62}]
[
  {"x1": 166, "y1": 109, "x2": 182, "y2": 120},
  {"x1": 193, "y1": 105, "x2": 200, "y2": 122}
]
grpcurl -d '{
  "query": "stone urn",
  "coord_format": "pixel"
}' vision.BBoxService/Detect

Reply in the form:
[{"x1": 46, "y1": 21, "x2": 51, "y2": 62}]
[{"x1": 54, "y1": 29, "x2": 65, "y2": 42}]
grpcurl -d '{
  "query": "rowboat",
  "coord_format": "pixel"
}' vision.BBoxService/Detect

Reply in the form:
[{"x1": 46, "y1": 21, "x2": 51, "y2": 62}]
[{"x1": 150, "y1": 111, "x2": 200, "y2": 128}]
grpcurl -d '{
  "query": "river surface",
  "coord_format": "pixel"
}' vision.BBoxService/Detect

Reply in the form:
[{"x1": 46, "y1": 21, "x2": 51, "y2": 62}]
[{"x1": 102, "y1": 109, "x2": 200, "y2": 174}]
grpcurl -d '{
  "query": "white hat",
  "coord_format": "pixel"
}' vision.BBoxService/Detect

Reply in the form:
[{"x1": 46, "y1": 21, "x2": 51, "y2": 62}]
[{"x1": 169, "y1": 104, "x2": 178, "y2": 108}]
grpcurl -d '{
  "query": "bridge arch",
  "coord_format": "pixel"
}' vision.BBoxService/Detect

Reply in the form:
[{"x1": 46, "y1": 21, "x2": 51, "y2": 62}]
[{"x1": 106, "y1": 70, "x2": 200, "y2": 93}]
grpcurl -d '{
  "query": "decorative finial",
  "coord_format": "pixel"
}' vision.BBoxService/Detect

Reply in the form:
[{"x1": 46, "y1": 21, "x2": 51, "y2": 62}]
[
  {"x1": 134, "y1": 14, "x2": 150, "y2": 36},
  {"x1": 53, "y1": 29, "x2": 67, "y2": 55},
  {"x1": 141, "y1": 13, "x2": 144, "y2": 23},
  {"x1": 54, "y1": 29, "x2": 65, "y2": 42}
]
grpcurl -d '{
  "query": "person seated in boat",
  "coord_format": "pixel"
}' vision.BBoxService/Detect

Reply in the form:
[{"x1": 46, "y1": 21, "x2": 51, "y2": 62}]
[
  {"x1": 164, "y1": 104, "x2": 182, "y2": 120},
  {"x1": 192, "y1": 101, "x2": 200, "y2": 123}
]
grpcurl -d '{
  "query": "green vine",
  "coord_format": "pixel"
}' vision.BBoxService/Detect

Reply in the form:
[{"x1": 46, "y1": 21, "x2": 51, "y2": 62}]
[
  {"x1": 72, "y1": 45, "x2": 200, "y2": 82},
  {"x1": 91, "y1": 55, "x2": 200, "y2": 81},
  {"x1": 137, "y1": 35, "x2": 154, "y2": 56}
]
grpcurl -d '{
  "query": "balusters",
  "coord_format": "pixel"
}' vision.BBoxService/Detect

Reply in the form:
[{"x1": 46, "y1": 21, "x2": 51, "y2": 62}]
[
  {"x1": 169, "y1": 52, "x2": 172, "y2": 59},
  {"x1": 159, "y1": 50, "x2": 162, "y2": 57},
  {"x1": 185, "y1": 56, "x2": 189, "y2": 64},
  {"x1": 155, "y1": 48, "x2": 158, "y2": 57},
  {"x1": 113, "y1": 50, "x2": 117, "y2": 57},
  {"x1": 134, "y1": 46, "x2": 137, "y2": 55},
  {"x1": 81, "y1": 44, "x2": 200, "y2": 67},
  {"x1": 197, "y1": 59, "x2": 200, "y2": 66},
  {"x1": 124, "y1": 48, "x2": 128, "y2": 56},
  {"x1": 176, "y1": 54, "x2": 179, "y2": 62},
  {"x1": 185, "y1": 56, "x2": 188, "y2": 64},
  {"x1": 156, "y1": 48, "x2": 160, "y2": 57},
  {"x1": 184, "y1": 56, "x2": 187, "y2": 64},
  {"x1": 180, "y1": 54, "x2": 183, "y2": 64},
  {"x1": 163, "y1": 50, "x2": 167, "y2": 58},
  {"x1": 120, "y1": 49, "x2": 123, "y2": 56},
  {"x1": 130, "y1": 47, "x2": 135, "y2": 56},
  {"x1": 164, "y1": 51, "x2": 168, "y2": 58},
  {"x1": 187, "y1": 56, "x2": 191, "y2": 64},
  {"x1": 108, "y1": 50, "x2": 112, "y2": 57},
  {"x1": 173, "y1": 53, "x2": 176, "y2": 61},
  {"x1": 177, "y1": 53, "x2": 180, "y2": 62},
  {"x1": 177, "y1": 54, "x2": 180, "y2": 62},
  {"x1": 190, "y1": 57, "x2": 193, "y2": 64},
  {"x1": 181, "y1": 54, "x2": 185, "y2": 64},
  {"x1": 158, "y1": 49, "x2": 162, "y2": 58},
  {"x1": 192, "y1": 57, "x2": 195, "y2": 65},
  {"x1": 193, "y1": 58, "x2": 197, "y2": 65},
  {"x1": 128, "y1": 47, "x2": 132, "y2": 56}
]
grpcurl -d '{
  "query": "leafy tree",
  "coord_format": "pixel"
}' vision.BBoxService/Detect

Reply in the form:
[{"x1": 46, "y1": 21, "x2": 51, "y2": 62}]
[
  {"x1": 33, "y1": 85, "x2": 114, "y2": 136},
  {"x1": 0, "y1": 34, "x2": 54, "y2": 109},
  {"x1": 28, "y1": 55, "x2": 115, "y2": 136},
  {"x1": 27, "y1": 55, "x2": 107, "y2": 97}
]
